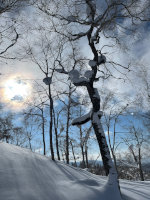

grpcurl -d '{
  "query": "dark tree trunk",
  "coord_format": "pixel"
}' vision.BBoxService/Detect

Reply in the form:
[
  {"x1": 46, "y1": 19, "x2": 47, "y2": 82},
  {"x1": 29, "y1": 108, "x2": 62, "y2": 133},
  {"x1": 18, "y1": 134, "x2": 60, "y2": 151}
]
[
  {"x1": 65, "y1": 84, "x2": 72, "y2": 164},
  {"x1": 48, "y1": 84, "x2": 55, "y2": 161},
  {"x1": 70, "y1": 141, "x2": 77, "y2": 167},
  {"x1": 80, "y1": 126, "x2": 85, "y2": 168},
  {"x1": 87, "y1": 85, "x2": 115, "y2": 176},
  {"x1": 85, "y1": 144, "x2": 89, "y2": 168},
  {"x1": 92, "y1": 115, "x2": 112, "y2": 176},
  {"x1": 28, "y1": 135, "x2": 32, "y2": 151},
  {"x1": 53, "y1": 110, "x2": 60, "y2": 160},
  {"x1": 66, "y1": 109, "x2": 70, "y2": 164},
  {"x1": 138, "y1": 148, "x2": 144, "y2": 181},
  {"x1": 108, "y1": 126, "x2": 118, "y2": 173},
  {"x1": 42, "y1": 110, "x2": 46, "y2": 155}
]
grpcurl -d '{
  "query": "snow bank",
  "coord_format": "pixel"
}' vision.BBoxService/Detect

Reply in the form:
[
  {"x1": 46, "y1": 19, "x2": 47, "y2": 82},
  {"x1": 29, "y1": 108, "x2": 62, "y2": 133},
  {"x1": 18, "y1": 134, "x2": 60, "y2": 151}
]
[{"x1": 0, "y1": 142, "x2": 149, "y2": 200}]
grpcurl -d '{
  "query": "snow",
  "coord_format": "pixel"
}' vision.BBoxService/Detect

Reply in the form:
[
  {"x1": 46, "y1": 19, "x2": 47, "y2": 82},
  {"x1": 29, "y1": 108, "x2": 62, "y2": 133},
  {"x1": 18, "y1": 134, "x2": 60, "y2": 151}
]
[
  {"x1": 55, "y1": 68, "x2": 64, "y2": 73},
  {"x1": 89, "y1": 60, "x2": 97, "y2": 67},
  {"x1": 72, "y1": 110, "x2": 91, "y2": 125},
  {"x1": 78, "y1": 32, "x2": 86, "y2": 36},
  {"x1": 67, "y1": 15, "x2": 76, "y2": 23},
  {"x1": 69, "y1": 69, "x2": 79, "y2": 80},
  {"x1": 0, "y1": 142, "x2": 150, "y2": 200},
  {"x1": 69, "y1": 69, "x2": 89, "y2": 85},
  {"x1": 98, "y1": 55, "x2": 106, "y2": 65},
  {"x1": 93, "y1": 88, "x2": 100, "y2": 99},
  {"x1": 90, "y1": 35, "x2": 97, "y2": 43},
  {"x1": 84, "y1": 70, "x2": 93, "y2": 79},
  {"x1": 88, "y1": 56, "x2": 106, "y2": 67},
  {"x1": 43, "y1": 77, "x2": 52, "y2": 85}
]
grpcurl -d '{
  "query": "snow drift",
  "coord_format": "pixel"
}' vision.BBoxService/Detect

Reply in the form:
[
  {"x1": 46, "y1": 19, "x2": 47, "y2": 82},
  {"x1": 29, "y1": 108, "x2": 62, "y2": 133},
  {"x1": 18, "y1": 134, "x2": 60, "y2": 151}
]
[{"x1": 0, "y1": 142, "x2": 149, "y2": 200}]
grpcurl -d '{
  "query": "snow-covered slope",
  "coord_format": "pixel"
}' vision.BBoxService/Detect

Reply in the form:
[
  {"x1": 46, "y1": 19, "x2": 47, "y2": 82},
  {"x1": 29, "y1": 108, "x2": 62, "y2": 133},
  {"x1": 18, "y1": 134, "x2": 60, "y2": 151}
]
[{"x1": 0, "y1": 142, "x2": 149, "y2": 200}]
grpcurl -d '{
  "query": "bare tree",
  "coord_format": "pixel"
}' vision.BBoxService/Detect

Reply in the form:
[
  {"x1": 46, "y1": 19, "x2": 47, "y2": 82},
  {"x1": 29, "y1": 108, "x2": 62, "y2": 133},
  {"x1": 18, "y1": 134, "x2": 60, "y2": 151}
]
[
  {"x1": 70, "y1": 139, "x2": 77, "y2": 167},
  {"x1": 0, "y1": 112, "x2": 14, "y2": 143},
  {"x1": 24, "y1": 32, "x2": 65, "y2": 160},
  {"x1": 36, "y1": 0, "x2": 150, "y2": 196},
  {"x1": 102, "y1": 90, "x2": 129, "y2": 172},
  {"x1": 22, "y1": 116, "x2": 34, "y2": 151},
  {"x1": 53, "y1": 108, "x2": 62, "y2": 160},
  {"x1": 24, "y1": 96, "x2": 47, "y2": 155},
  {"x1": 122, "y1": 124, "x2": 146, "y2": 181}
]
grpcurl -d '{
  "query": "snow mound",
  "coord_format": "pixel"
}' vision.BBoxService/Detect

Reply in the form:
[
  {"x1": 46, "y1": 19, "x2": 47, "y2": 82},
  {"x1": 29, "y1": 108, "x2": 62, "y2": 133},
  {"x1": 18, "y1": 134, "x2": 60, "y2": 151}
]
[{"x1": 0, "y1": 142, "x2": 150, "y2": 200}]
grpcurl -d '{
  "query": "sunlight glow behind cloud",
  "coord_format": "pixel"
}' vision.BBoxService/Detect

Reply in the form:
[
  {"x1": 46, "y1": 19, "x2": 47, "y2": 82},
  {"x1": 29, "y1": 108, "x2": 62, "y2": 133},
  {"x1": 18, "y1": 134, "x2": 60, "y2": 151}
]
[
  {"x1": 0, "y1": 75, "x2": 32, "y2": 110},
  {"x1": 4, "y1": 78, "x2": 29, "y2": 101}
]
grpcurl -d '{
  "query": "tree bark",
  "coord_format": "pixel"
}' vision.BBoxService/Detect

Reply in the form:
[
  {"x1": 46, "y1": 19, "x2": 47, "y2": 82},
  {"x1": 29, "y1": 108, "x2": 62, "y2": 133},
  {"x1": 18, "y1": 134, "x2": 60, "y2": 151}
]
[
  {"x1": 48, "y1": 84, "x2": 55, "y2": 160},
  {"x1": 42, "y1": 109, "x2": 46, "y2": 155},
  {"x1": 85, "y1": 144, "x2": 89, "y2": 168},
  {"x1": 138, "y1": 148, "x2": 144, "y2": 181},
  {"x1": 80, "y1": 125, "x2": 86, "y2": 168},
  {"x1": 107, "y1": 125, "x2": 118, "y2": 173},
  {"x1": 70, "y1": 141, "x2": 77, "y2": 167},
  {"x1": 87, "y1": 85, "x2": 113, "y2": 175},
  {"x1": 65, "y1": 84, "x2": 72, "y2": 164},
  {"x1": 53, "y1": 109, "x2": 60, "y2": 160}
]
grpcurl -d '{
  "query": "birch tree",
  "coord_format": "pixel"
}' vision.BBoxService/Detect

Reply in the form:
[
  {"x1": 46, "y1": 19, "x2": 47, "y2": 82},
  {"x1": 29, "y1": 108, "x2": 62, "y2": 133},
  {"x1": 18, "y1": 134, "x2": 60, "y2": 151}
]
[
  {"x1": 24, "y1": 33, "x2": 60, "y2": 160},
  {"x1": 36, "y1": 0, "x2": 150, "y2": 197}
]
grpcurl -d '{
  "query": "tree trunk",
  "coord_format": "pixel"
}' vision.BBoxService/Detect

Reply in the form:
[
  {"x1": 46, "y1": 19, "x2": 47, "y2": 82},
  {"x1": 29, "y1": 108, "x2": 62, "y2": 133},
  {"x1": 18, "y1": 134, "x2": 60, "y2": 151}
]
[
  {"x1": 107, "y1": 125, "x2": 118, "y2": 173},
  {"x1": 91, "y1": 113, "x2": 119, "y2": 186},
  {"x1": 70, "y1": 141, "x2": 77, "y2": 167},
  {"x1": 85, "y1": 144, "x2": 89, "y2": 168},
  {"x1": 53, "y1": 110, "x2": 60, "y2": 160},
  {"x1": 138, "y1": 148, "x2": 144, "y2": 181},
  {"x1": 80, "y1": 125, "x2": 86, "y2": 168},
  {"x1": 112, "y1": 151, "x2": 118, "y2": 174},
  {"x1": 66, "y1": 84, "x2": 72, "y2": 164},
  {"x1": 66, "y1": 108, "x2": 70, "y2": 164},
  {"x1": 48, "y1": 84, "x2": 55, "y2": 160},
  {"x1": 86, "y1": 86, "x2": 119, "y2": 189},
  {"x1": 42, "y1": 110, "x2": 46, "y2": 155},
  {"x1": 28, "y1": 135, "x2": 32, "y2": 151}
]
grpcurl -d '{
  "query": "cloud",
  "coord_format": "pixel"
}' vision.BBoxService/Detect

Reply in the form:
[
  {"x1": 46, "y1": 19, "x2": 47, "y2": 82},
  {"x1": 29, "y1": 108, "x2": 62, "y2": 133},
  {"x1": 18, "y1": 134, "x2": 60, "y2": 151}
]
[
  {"x1": 15, "y1": 78, "x2": 27, "y2": 85},
  {"x1": 11, "y1": 95, "x2": 23, "y2": 102}
]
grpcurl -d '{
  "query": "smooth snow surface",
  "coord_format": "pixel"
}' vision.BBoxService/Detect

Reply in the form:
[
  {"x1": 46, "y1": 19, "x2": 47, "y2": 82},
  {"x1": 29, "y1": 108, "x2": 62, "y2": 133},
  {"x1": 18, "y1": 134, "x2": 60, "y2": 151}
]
[{"x1": 0, "y1": 142, "x2": 150, "y2": 200}]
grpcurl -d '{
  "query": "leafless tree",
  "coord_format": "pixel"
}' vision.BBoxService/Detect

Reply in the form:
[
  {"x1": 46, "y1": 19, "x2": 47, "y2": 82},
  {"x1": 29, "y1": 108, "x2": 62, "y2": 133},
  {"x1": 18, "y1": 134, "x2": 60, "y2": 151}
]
[
  {"x1": 24, "y1": 32, "x2": 66, "y2": 160},
  {"x1": 36, "y1": 0, "x2": 150, "y2": 196},
  {"x1": 102, "y1": 90, "x2": 129, "y2": 172},
  {"x1": 24, "y1": 93, "x2": 47, "y2": 155},
  {"x1": 122, "y1": 124, "x2": 146, "y2": 181},
  {"x1": 56, "y1": 81, "x2": 77, "y2": 164},
  {"x1": 0, "y1": 112, "x2": 14, "y2": 143}
]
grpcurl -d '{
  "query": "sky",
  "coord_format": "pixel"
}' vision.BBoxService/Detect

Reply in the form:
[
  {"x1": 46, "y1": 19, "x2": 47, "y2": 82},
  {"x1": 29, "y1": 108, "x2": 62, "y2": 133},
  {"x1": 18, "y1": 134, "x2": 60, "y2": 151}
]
[
  {"x1": 1, "y1": 1, "x2": 150, "y2": 109},
  {"x1": 0, "y1": 0, "x2": 150, "y2": 160}
]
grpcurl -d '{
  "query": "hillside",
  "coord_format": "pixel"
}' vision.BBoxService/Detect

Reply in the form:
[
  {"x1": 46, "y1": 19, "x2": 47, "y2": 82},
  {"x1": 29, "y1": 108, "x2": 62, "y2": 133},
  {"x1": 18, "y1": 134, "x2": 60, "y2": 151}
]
[{"x1": 0, "y1": 142, "x2": 149, "y2": 200}]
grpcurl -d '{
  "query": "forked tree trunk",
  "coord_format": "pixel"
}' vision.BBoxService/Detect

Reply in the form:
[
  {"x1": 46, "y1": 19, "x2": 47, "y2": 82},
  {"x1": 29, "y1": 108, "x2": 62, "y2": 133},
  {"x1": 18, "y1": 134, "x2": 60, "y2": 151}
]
[{"x1": 107, "y1": 125, "x2": 118, "y2": 173}]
